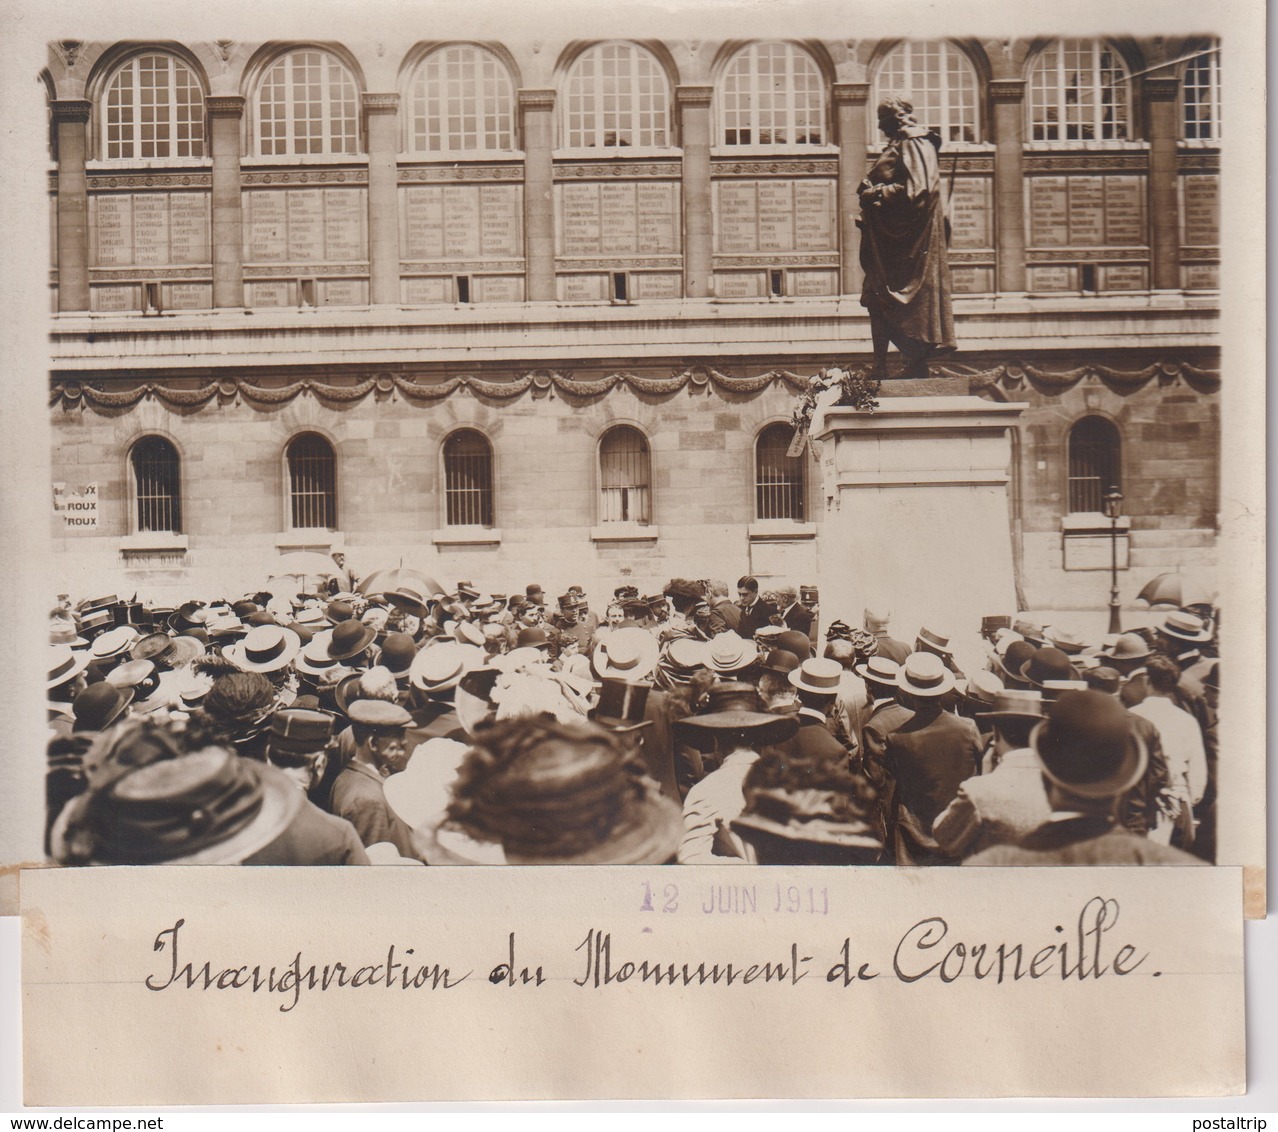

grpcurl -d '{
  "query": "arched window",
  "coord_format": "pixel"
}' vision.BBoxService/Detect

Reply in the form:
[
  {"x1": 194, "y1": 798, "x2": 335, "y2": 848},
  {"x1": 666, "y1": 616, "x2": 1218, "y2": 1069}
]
[
  {"x1": 1182, "y1": 42, "x2": 1221, "y2": 140},
  {"x1": 1067, "y1": 416, "x2": 1121, "y2": 513},
  {"x1": 287, "y1": 433, "x2": 337, "y2": 529},
  {"x1": 256, "y1": 49, "x2": 360, "y2": 156},
  {"x1": 443, "y1": 429, "x2": 495, "y2": 526},
  {"x1": 719, "y1": 42, "x2": 825, "y2": 146},
  {"x1": 563, "y1": 42, "x2": 669, "y2": 148},
  {"x1": 873, "y1": 40, "x2": 979, "y2": 143},
  {"x1": 1028, "y1": 39, "x2": 1129, "y2": 141},
  {"x1": 103, "y1": 53, "x2": 205, "y2": 159},
  {"x1": 598, "y1": 425, "x2": 651, "y2": 524},
  {"x1": 130, "y1": 436, "x2": 182, "y2": 533},
  {"x1": 407, "y1": 45, "x2": 515, "y2": 153},
  {"x1": 755, "y1": 423, "x2": 805, "y2": 521}
]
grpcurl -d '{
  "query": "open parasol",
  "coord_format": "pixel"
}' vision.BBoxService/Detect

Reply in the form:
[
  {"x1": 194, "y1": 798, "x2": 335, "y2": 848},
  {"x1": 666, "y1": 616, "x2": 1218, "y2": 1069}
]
[
  {"x1": 357, "y1": 567, "x2": 444, "y2": 601},
  {"x1": 1136, "y1": 572, "x2": 1217, "y2": 610}
]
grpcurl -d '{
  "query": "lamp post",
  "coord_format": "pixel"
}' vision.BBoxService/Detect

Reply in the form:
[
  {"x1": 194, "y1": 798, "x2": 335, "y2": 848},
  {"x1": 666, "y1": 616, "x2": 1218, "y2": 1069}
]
[{"x1": 1102, "y1": 485, "x2": 1124, "y2": 634}]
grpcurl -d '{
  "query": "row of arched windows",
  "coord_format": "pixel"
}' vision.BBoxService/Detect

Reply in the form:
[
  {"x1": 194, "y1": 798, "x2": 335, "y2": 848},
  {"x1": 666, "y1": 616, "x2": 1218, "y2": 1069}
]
[
  {"x1": 129, "y1": 416, "x2": 1122, "y2": 535},
  {"x1": 92, "y1": 38, "x2": 1221, "y2": 161},
  {"x1": 128, "y1": 424, "x2": 809, "y2": 535}
]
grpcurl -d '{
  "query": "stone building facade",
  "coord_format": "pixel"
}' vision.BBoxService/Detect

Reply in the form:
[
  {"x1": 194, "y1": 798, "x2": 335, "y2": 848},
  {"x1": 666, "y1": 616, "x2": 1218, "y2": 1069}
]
[{"x1": 43, "y1": 34, "x2": 1220, "y2": 619}]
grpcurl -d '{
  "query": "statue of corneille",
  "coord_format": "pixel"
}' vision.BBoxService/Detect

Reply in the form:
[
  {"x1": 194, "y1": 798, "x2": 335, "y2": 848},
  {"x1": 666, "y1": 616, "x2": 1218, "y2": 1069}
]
[{"x1": 857, "y1": 95, "x2": 957, "y2": 380}]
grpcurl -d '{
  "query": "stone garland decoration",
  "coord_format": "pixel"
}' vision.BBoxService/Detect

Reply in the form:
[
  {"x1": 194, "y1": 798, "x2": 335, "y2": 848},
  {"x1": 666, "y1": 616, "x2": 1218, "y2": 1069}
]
[{"x1": 51, "y1": 360, "x2": 1219, "y2": 411}]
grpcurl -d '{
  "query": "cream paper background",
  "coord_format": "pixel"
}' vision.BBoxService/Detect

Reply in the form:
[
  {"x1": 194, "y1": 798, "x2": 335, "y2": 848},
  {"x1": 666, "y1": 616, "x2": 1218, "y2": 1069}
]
[
  {"x1": 21, "y1": 865, "x2": 1246, "y2": 1103},
  {"x1": 0, "y1": 0, "x2": 1269, "y2": 1108}
]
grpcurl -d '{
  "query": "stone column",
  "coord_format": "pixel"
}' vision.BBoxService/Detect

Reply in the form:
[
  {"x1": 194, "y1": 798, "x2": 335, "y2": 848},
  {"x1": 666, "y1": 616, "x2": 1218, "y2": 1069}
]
[
  {"x1": 989, "y1": 79, "x2": 1027, "y2": 294},
  {"x1": 52, "y1": 99, "x2": 91, "y2": 313},
  {"x1": 1144, "y1": 76, "x2": 1182, "y2": 291},
  {"x1": 677, "y1": 85, "x2": 713, "y2": 297},
  {"x1": 206, "y1": 96, "x2": 245, "y2": 309},
  {"x1": 834, "y1": 83, "x2": 870, "y2": 295},
  {"x1": 363, "y1": 92, "x2": 401, "y2": 306},
  {"x1": 519, "y1": 89, "x2": 556, "y2": 302},
  {"x1": 811, "y1": 391, "x2": 1027, "y2": 647}
]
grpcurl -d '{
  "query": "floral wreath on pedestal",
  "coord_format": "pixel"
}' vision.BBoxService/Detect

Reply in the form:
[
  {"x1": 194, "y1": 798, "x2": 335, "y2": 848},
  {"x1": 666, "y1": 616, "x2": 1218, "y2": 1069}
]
[{"x1": 788, "y1": 366, "x2": 881, "y2": 440}]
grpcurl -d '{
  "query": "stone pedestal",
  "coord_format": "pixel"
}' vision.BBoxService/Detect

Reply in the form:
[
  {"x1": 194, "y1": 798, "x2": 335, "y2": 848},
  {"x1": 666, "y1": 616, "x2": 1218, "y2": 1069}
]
[{"x1": 811, "y1": 390, "x2": 1027, "y2": 644}]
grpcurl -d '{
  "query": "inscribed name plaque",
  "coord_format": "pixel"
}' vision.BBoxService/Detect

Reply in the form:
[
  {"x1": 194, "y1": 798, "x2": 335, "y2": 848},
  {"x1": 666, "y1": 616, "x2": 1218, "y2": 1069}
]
[
  {"x1": 402, "y1": 277, "x2": 453, "y2": 304},
  {"x1": 165, "y1": 283, "x2": 213, "y2": 310},
  {"x1": 443, "y1": 186, "x2": 481, "y2": 258},
  {"x1": 244, "y1": 191, "x2": 289, "y2": 263},
  {"x1": 1027, "y1": 265, "x2": 1076, "y2": 292},
  {"x1": 556, "y1": 182, "x2": 679, "y2": 257},
  {"x1": 91, "y1": 284, "x2": 138, "y2": 312},
  {"x1": 1067, "y1": 176, "x2": 1106, "y2": 246},
  {"x1": 1027, "y1": 177, "x2": 1069, "y2": 248},
  {"x1": 557, "y1": 273, "x2": 607, "y2": 302},
  {"x1": 247, "y1": 281, "x2": 294, "y2": 307},
  {"x1": 1103, "y1": 176, "x2": 1146, "y2": 246},
  {"x1": 168, "y1": 193, "x2": 210, "y2": 264},
  {"x1": 948, "y1": 177, "x2": 993, "y2": 249},
  {"x1": 286, "y1": 191, "x2": 324, "y2": 262},
  {"x1": 1101, "y1": 265, "x2": 1148, "y2": 292},
  {"x1": 631, "y1": 273, "x2": 682, "y2": 300},
  {"x1": 473, "y1": 276, "x2": 524, "y2": 303},
  {"x1": 714, "y1": 272, "x2": 764, "y2": 298},
  {"x1": 713, "y1": 180, "x2": 836, "y2": 254},
  {"x1": 323, "y1": 190, "x2": 367, "y2": 262},
  {"x1": 93, "y1": 196, "x2": 134, "y2": 266},
  {"x1": 131, "y1": 194, "x2": 171, "y2": 267},
  {"x1": 400, "y1": 185, "x2": 521, "y2": 262},
  {"x1": 1181, "y1": 175, "x2": 1220, "y2": 246},
  {"x1": 1183, "y1": 263, "x2": 1219, "y2": 290}
]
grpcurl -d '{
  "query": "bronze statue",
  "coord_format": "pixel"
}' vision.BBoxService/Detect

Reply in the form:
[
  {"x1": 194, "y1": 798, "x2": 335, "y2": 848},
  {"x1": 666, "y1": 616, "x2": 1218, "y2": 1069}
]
[{"x1": 858, "y1": 95, "x2": 956, "y2": 380}]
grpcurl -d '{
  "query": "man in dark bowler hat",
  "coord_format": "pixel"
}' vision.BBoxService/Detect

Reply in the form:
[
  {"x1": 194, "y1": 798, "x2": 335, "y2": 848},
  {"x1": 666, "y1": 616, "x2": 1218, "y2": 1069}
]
[{"x1": 965, "y1": 691, "x2": 1203, "y2": 866}]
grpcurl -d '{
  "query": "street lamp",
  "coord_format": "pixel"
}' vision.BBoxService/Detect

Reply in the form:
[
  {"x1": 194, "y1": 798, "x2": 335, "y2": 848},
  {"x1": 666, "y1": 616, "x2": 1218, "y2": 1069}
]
[{"x1": 1102, "y1": 485, "x2": 1124, "y2": 634}]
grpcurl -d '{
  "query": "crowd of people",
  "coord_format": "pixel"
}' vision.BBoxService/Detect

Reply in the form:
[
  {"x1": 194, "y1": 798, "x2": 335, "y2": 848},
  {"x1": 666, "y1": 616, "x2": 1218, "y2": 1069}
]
[{"x1": 43, "y1": 569, "x2": 1220, "y2": 867}]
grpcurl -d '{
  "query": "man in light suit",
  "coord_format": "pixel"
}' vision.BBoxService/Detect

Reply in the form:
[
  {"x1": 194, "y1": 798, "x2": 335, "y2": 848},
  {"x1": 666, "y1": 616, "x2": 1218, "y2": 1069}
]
[
  {"x1": 932, "y1": 690, "x2": 1051, "y2": 859},
  {"x1": 965, "y1": 690, "x2": 1203, "y2": 866}
]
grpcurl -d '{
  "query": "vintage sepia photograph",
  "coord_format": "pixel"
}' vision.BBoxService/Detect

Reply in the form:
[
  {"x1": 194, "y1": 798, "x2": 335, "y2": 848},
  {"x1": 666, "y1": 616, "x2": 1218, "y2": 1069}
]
[
  {"x1": 26, "y1": 21, "x2": 1239, "y2": 875},
  {"x1": 2, "y1": 0, "x2": 1269, "y2": 1109}
]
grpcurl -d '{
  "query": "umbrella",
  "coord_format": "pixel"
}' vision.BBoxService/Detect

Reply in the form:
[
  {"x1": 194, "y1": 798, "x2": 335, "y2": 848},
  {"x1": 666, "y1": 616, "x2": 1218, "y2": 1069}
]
[
  {"x1": 357, "y1": 567, "x2": 444, "y2": 601},
  {"x1": 266, "y1": 551, "x2": 340, "y2": 594},
  {"x1": 1136, "y1": 572, "x2": 1217, "y2": 610}
]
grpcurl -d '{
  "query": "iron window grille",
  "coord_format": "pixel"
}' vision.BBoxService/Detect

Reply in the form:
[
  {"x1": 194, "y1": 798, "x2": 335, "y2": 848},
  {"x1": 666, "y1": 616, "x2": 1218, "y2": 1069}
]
[
  {"x1": 1067, "y1": 416, "x2": 1122, "y2": 513},
  {"x1": 755, "y1": 423, "x2": 806, "y2": 521},
  {"x1": 131, "y1": 436, "x2": 182, "y2": 533},
  {"x1": 599, "y1": 425, "x2": 652, "y2": 523},
  {"x1": 287, "y1": 433, "x2": 338, "y2": 529},
  {"x1": 443, "y1": 429, "x2": 495, "y2": 526}
]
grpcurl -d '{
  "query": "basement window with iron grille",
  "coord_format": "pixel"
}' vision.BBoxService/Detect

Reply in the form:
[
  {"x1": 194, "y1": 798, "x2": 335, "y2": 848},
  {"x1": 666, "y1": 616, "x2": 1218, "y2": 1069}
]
[
  {"x1": 443, "y1": 429, "x2": 495, "y2": 526},
  {"x1": 131, "y1": 436, "x2": 182, "y2": 533},
  {"x1": 287, "y1": 432, "x2": 337, "y2": 530},
  {"x1": 598, "y1": 425, "x2": 651, "y2": 525}
]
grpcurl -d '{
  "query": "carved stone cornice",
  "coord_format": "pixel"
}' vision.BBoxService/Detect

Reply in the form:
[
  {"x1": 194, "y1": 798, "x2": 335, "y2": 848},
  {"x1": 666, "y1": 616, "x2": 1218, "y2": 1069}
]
[
  {"x1": 205, "y1": 95, "x2": 246, "y2": 119},
  {"x1": 675, "y1": 85, "x2": 713, "y2": 109},
  {"x1": 1143, "y1": 77, "x2": 1180, "y2": 102},
  {"x1": 553, "y1": 162, "x2": 680, "y2": 179},
  {"x1": 518, "y1": 89, "x2": 556, "y2": 112},
  {"x1": 362, "y1": 92, "x2": 400, "y2": 114},
  {"x1": 51, "y1": 99, "x2": 92, "y2": 125},
  {"x1": 988, "y1": 79, "x2": 1027, "y2": 103},
  {"x1": 832, "y1": 83, "x2": 871, "y2": 107}
]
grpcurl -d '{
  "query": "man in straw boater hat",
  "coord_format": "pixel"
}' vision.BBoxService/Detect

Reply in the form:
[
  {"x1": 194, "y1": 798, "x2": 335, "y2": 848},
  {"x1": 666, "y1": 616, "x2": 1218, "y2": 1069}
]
[
  {"x1": 445, "y1": 716, "x2": 682, "y2": 865},
  {"x1": 47, "y1": 643, "x2": 93, "y2": 740},
  {"x1": 965, "y1": 691, "x2": 1204, "y2": 866},
  {"x1": 932, "y1": 689, "x2": 1052, "y2": 859},
  {"x1": 407, "y1": 640, "x2": 485, "y2": 743},
  {"x1": 329, "y1": 699, "x2": 419, "y2": 860},
  {"x1": 778, "y1": 657, "x2": 857, "y2": 763},
  {"x1": 674, "y1": 684, "x2": 799, "y2": 863},
  {"x1": 882, "y1": 652, "x2": 982, "y2": 864},
  {"x1": 730, "y1": 747, "x2": 883, "y2": 866}
]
